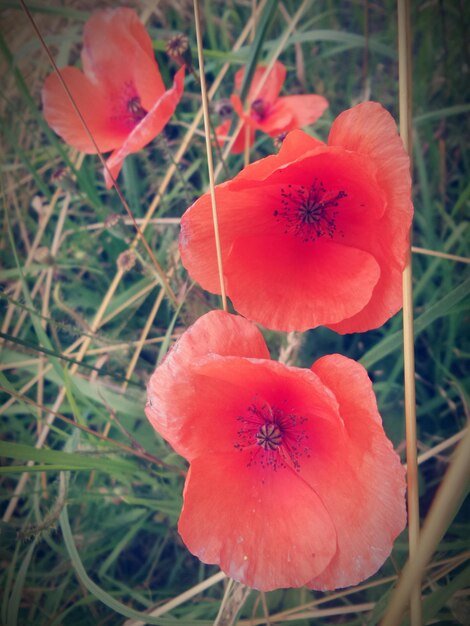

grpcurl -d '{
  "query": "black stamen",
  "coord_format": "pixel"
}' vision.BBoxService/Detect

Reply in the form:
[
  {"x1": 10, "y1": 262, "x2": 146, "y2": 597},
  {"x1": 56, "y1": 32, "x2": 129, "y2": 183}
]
[
  {"x1": 275, "y1": 179, "x2": 347, "y2": 242},
  {"x1": 234, "y1": 400, "x2": 309, "y2": 472},
  {"x1": 127, "y1": 97, "x2": 147, "y2": 123}
]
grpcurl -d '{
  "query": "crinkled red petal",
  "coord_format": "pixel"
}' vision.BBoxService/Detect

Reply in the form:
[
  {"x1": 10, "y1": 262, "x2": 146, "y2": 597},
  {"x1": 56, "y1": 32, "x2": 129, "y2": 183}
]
[
  {"x1": 145, "y1": 311, "x2": 270, "y2": 459},
  {"x1": 104, "y1": 66, "x2": 185, "y2": 187},
  {"x1": 225, "y1": 235, "x2": 380, "y2": 331},
  {"x1": 304, "y1": 355, "x2": 407, "y2": 589},
  {"x1": 327, "y1": 102, "x2": 413, "y2": 332},
  {"x1": 179, "y1": 452, "x2": 337, "y2": 590}
]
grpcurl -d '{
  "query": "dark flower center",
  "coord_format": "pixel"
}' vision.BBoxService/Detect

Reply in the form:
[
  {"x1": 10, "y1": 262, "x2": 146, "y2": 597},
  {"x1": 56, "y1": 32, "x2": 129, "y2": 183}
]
[
  {"x1": 274, "y1": 179, "x2": 347, "y2": 242},
  {"x1": 251, "y1": 98, "x2": 269, "y2": 121},
  {"x1": 234, "y1": 401, "x2": 309, "y2": 471},
  {"x1": 256, "y1": 422, "x2": 282, "y2": 450},
  {"x1": 215, "y1": 98, "x2": 233, "y2": 119},
  {"x1": 127, "y1": 96, "x2": 147, "y2": 124}
]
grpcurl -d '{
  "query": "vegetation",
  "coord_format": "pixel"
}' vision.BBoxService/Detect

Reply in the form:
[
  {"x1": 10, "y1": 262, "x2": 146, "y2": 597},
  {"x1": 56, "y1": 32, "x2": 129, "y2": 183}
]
[{"x1": 1, "y1": 0, "x2": 469, "y2": 624}]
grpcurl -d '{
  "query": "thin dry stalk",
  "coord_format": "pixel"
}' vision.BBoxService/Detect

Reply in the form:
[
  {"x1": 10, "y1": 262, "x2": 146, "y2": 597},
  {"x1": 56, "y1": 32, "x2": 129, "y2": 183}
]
[
  {"x1": 397, "y1": 0, "x2": 421, "y2": 622},
  {"x1": 411, "y1": 245, "x2": 470, "y2": 264},
  {"x1": 2, "y1": 187, "x2": 60, "y2": 335},
  {"x1": 123, "y1": 571, "x2": 226, "y2": 626},
  {"x1": 417, "y1": 428, "x2": 467, "y2": 465},
  {"x1": 381, "y1": 428, "x2": 470, "y2": 626},
  {"x1": 193, "y1": 0, "x2": 227, "y2": 311},
  {"x1": 243, "y1": 0, "x2": 257, "y2": 168},
  {"x1": 213, "y1": 579, "x2": 252, "y2": 626},
  {"x1": 214, "y1": 0, "x2": 310, "y2": 180}
]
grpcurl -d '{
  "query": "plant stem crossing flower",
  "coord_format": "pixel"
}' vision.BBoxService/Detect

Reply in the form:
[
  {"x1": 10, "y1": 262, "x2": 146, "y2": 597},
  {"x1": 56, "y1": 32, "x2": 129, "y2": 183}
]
[
  {"x1": 181, "y1": 102, "x2": 413, "y2": 333},
  {"x1": 42, "y1": 8, "x2": 185, "y2": 188},
  {"x1": 145, "y1": 310, "x2": 407, "y2": 591}
]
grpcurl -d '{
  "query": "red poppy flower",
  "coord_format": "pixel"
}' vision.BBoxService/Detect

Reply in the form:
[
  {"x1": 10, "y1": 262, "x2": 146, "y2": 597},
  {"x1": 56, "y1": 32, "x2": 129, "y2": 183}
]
[
  {"x1": 145, "y1": 310, "x2": 406, "y2": 591},
  {"x1": 216, "y1": 61, "x2": 328, "y2": 153},
  {"x1": 42, "y1": 8, "x2": 185, "y2": 188},
  {"x1": 181, "y1": 102, "x2": 413, "y2": 333}
]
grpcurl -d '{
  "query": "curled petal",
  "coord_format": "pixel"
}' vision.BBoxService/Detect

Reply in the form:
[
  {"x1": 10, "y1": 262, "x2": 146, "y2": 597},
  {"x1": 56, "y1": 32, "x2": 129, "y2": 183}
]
[{"x1": 104, "y1": 66, "x2": 185, "y2": 187}]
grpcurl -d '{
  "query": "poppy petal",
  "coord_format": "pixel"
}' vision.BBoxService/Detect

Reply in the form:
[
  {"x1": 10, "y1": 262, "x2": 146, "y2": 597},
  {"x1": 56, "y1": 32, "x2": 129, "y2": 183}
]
[
  {"x1": 326, "y1": 102, "x2": 412, "y2": 332},
  {"x1": 42, "y1": 67, "x2": 126, "y2": 153},
  {"x1": 231, "y1": 93, "x2": 294, "y2": 139},
  {"x1": 216, "y1": 104, "x2": 255, "y2": 154},
  {"x1": 303, "y1": 355, "x2": 407, "y2": 589},
  {"x1": 179, "y1": 451, "x2": 337, "y2": 591},
  {"x1": 104, "y1": 66, "x2": 185, "y2": 187},
  {"x1": 258, "y1": 95, "x2": 329, "y2": 135},
  {"x1": 145, "y1": 311, "x2": 270, "y2": 458},
  {"x1": 225, "y1": 235, "x2": 380, "y2": 331},
  {"x1": 234, "y1": 61, "x2": 287, "y2": 104},
  {"x1": 81, "y1": 8, "x2": 165, "y2": 110},
  {"x1": 229, "y1": 130, "x2": 325, "y2": 186},
  {"x1": 180, "y1": 185, "x2": 280, "y2": 294}
]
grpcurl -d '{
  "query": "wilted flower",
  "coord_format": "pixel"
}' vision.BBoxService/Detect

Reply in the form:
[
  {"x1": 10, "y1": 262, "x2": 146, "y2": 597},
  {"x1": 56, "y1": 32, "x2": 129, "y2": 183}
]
[
  {"x1": 181, "y1": 102, "x2": 413, "y2": 333},
  {"x1": 42, "y1": 8, "x2": 185, "y2": 188},
  {"x1": 216, "y1": 61, "x2": 328, "y2": 153},
  {"x1": 145, "y1": 310, "x2": 407, "y2": 591}
]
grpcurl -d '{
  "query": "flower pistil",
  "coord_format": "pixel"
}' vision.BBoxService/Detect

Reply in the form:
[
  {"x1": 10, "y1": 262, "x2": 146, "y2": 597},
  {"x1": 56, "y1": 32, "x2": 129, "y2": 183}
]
[
  {"x1": 234, "y1": 401, "x2": 309, "y2": 472},
  {"x1": 274, "y1": 180, "x2": 347, "y2": 242}
]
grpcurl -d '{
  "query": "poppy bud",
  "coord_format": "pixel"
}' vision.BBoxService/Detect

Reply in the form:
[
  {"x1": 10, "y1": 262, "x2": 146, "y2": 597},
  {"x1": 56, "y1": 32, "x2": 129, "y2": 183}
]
[{"x1": 166, "y1": 34, "x2": 193, "y2": 72}]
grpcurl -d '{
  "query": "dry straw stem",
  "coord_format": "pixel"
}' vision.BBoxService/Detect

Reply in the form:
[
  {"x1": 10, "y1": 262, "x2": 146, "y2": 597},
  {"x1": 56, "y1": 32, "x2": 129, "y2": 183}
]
[
  {"x1": 397, "y1": 0, "x2": 422, "y2": 623},
  {"x1": 411, "y1": 245, "x2": 470, "y2": 264},
  {"x1": 3, "y1": 0, "x2": 268, "y2": 522},
  {"x1": 381, "y1": 427, "x2": 470, "y2": 626},
  {"x1": 214, "y1": 0, "x2": 310, "y2": 181},
  {"x1": 17, "y1": 0, "x2": 178, "y2": 306},
  {"x1": 193, "y1": 0, "x2": 228, "y2": 311},
  {"x1": 213, "y1": 578, "x2": 252, "y2": 626},
  {"x1": 1, "y1": 152, "x2": 83, "y2": 336},
  {"x1": 123, "y1": 571, "x2": 226, "y2": 626}
]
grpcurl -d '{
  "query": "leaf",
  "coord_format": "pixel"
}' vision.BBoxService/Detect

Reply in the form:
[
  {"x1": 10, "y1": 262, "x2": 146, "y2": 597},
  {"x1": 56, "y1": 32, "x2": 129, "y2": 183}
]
[
  {"x1": 0, "y1": 441, "x2": 138, "y2": 476},
  {"x1": 361, "y1": 277, "x2": 470, "y2": 369}
]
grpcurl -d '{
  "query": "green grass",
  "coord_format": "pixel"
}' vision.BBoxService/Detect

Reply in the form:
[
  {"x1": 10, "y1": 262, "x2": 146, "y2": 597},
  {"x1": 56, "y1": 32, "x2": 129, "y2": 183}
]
[{"x1": 1, "y1": 0, "x2": 469, "y2": 624}]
